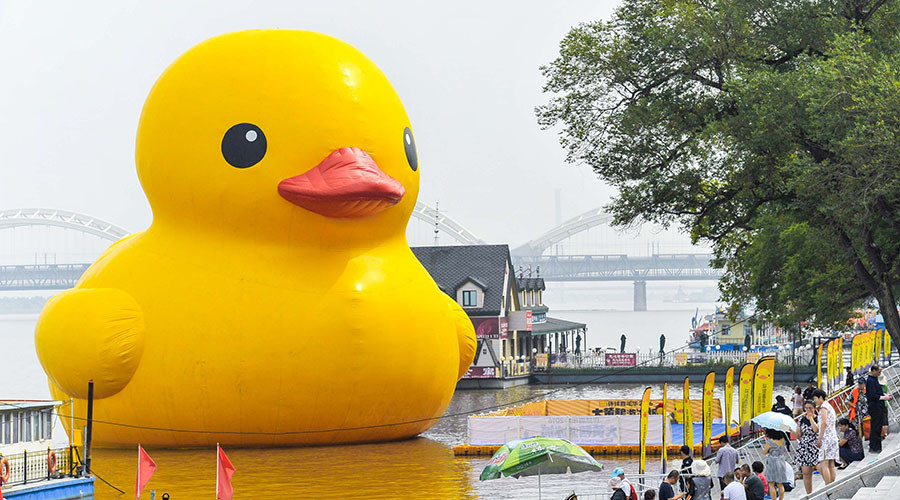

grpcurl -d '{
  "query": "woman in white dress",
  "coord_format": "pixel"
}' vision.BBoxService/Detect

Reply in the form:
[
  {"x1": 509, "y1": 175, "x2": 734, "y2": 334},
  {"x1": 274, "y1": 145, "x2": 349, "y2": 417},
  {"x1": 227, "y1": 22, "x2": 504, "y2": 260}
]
[{"x1": 813, "y1": 389, "x2": 839, "y2": 485}]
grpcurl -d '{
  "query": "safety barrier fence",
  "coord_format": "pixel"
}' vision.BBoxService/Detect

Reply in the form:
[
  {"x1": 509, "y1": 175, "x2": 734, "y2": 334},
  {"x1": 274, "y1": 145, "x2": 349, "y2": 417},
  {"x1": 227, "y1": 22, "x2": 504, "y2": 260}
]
[
  {"x1": 0, "y1": 446, "x2": 79, "y2": 488},
  {"x1": 736, "y1": 363, "x2": 900, "y2": 472}
]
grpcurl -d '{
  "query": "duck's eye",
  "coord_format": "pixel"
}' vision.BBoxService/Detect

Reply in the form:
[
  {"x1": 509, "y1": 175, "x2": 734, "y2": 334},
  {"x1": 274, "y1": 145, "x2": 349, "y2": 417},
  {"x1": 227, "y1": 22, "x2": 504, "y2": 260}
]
[
  {"x1": 403, "y1": 127, "x2": 418, "y2": 171},
  {"x1": 222, "y1": 123, "x2": 267, "y2": 168}
]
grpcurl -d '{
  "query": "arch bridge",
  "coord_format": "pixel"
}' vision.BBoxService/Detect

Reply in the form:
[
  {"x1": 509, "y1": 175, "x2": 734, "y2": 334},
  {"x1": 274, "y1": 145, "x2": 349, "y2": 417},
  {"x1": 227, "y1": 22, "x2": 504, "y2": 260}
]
[{"x1": 0, "y1": 205, "x2": 720, "y2": 309}]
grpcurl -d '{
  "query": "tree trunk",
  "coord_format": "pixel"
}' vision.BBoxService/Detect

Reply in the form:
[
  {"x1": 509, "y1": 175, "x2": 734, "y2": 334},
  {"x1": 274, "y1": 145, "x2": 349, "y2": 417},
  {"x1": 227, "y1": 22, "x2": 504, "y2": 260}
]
[
  {"x1": 874, "y1": 284, "x2": 900, "y2": 364},
  {"x1": 835, "y1": 227, "x2": 900, "y2": 361}
]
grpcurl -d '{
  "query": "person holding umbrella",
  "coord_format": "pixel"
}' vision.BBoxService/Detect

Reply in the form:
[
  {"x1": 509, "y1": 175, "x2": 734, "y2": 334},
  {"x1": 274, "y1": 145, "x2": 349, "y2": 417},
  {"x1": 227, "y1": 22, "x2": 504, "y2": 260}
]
[{"x1": 762, "y1": 428, "x2": 792, "y2": 500}]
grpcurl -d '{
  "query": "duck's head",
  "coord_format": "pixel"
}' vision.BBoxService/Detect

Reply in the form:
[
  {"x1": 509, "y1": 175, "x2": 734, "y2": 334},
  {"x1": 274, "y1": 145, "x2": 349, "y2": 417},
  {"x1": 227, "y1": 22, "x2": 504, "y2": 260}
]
[{"x1": 136, "y1": 30, "x2": 419, "y2": 245}]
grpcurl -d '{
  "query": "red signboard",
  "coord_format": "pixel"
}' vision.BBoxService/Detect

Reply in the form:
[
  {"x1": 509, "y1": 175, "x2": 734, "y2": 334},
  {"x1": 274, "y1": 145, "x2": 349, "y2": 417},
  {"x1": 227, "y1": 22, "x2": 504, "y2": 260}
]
[
  {"x1": 605, "y1": 353, "x2": 637, "y2": 367},
  {"x1": 525, "y1": 310, "x2": 533, "y2": 331},
  {"x1": 463, "y1": 366, "x2": 498, "y2": 379},
  {"x1": 499, "y1": 317, "x2": 509, "y2": 339},
  {"x1": 472, "y1": 317, "x2": 501, "y2": 339}
]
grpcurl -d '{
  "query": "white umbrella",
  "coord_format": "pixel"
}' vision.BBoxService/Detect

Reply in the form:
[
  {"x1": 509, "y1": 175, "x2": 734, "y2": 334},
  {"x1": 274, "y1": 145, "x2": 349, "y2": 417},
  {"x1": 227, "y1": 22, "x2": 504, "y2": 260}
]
[{"x1": 751, "y1": 411, "x2": 798, "y2": 433}]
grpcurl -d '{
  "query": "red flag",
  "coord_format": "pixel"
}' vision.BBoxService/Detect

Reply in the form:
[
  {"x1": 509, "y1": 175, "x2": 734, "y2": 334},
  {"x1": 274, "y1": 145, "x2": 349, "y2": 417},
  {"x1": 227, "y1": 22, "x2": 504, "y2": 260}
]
[
  {"x1": 216, "y1": 444, "x2": 236, "y2": 500},
  {"x1": 135, "y1": 445, "x2": 157, "y2": 498}
]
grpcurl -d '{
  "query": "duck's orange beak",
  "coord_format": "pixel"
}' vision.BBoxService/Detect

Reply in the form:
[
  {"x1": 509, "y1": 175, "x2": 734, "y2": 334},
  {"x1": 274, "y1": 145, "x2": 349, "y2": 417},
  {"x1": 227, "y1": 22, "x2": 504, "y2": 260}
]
[{"x1": 278, "y1": 147, "x2": 405, "y2": 218}]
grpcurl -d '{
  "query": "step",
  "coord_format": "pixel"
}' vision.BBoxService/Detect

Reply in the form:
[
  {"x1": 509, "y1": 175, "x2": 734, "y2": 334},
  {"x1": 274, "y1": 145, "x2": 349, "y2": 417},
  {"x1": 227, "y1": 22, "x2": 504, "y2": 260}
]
[
  {"x1": 850, "y1": 487, "x2": 876, "y2": 500},
  {"x1": 874, "y1": 475, "x2": 900, "y2": 492}
]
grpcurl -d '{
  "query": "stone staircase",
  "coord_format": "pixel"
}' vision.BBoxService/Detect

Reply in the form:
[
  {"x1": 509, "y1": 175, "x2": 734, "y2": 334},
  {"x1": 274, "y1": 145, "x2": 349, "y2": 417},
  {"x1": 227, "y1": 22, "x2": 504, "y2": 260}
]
[
  {"x1": 800, "y1": 427, "x2": 900, "y2": 500},
  {"x1": 838, "y1": 475, "x2": 899, "y2": 500}
]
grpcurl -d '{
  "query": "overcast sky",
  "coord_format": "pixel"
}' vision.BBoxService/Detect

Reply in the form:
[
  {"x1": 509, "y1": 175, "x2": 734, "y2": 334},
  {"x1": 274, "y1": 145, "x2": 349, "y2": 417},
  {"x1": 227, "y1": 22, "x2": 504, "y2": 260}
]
[{"x1": 0, "y1": 1, "x2": 627, "y2": 247}]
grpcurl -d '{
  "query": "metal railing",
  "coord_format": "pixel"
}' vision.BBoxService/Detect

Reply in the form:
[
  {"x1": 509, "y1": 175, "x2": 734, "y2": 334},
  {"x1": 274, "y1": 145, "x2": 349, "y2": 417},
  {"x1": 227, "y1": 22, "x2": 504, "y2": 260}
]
[
  {"x1": 0, "y1": 446, "x2": 81, "y2": 488},
  {"x1": 736, "y1": 363, "x2": 900, "y2": 471},
  {"x1": 538, "y1": 349, "x2": 799, "y2": 370}
]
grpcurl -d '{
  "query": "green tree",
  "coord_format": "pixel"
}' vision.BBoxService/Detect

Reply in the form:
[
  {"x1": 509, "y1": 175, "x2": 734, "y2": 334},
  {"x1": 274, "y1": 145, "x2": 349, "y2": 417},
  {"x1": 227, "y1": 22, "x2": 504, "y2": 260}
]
[{"x1": 538, "y1": 0, "x2": 900, "y2": 346}]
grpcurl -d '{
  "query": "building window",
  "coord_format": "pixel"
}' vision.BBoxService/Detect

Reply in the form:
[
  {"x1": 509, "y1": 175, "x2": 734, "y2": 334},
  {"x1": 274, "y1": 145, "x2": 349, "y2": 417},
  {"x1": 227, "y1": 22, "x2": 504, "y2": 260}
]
[
  {"x1": 24, "y1": 412, "x2": 31, "y2": 442},
  {"x1": 462, "y1": 290, "x2": 477, "y2": 307},
  {"x1": 43, "y1": 410, "x2": 52, "y2": 440},
  {"x1": 0, "y1": 414, "x2": 6, "y2": 444}
]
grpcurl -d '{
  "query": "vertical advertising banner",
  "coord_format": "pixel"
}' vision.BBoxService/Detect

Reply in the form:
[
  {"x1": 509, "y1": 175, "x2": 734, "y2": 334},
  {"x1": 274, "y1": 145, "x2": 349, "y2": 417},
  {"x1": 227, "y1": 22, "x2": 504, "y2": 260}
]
[
  {"x1": 817, "y1": 342, "x2": 824, "y2": 389},
  {"x1": 739, "y1": 363, "x2": 753, "y2": 438},
  {"x1": 683, "y1": 377, "x2": 693, "y2": 449},
  {"x1": 878, "y1": 330, "x2": 884, "y2": 364},
  {"x1": 639, "y1": 386, "x2": 651, "y2": 475},
  {"x1": 827, "y1": 339, "x2": 835, "y2": 392},
  {"x1": 753, "y1": 356, "x2": 775, "y2": 417},
  {"x1": 724, "y1": 365, "x2": 734, "y2": 439},
  {"x1": 852, "y1": 334, "x2": 858, "y2": 375},
  {"x1": 887, "y1": 332, "x2": 892, "y2": 365},
  {"x1": 702, "y1": 371, "x2": 715, "y2": 456},
  {"x1": 661, "y1": 382, "x2": 668, "y2": 473},
  {"x1": 839, "y1": 338, "x2": 845, "y2": 386}
]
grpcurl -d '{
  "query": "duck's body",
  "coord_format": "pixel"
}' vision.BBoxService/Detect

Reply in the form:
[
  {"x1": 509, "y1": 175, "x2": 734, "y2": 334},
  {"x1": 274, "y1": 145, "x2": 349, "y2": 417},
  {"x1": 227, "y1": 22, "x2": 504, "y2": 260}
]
[{"x1": 36, "y1": 30, "x2": 475, "y2": 447}]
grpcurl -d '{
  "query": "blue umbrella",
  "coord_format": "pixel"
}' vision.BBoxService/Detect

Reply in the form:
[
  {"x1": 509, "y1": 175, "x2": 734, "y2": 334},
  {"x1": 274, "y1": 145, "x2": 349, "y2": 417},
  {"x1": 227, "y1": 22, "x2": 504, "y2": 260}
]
[{"x1": 751, "y1": 411, "x2": 797, "y2": 433}]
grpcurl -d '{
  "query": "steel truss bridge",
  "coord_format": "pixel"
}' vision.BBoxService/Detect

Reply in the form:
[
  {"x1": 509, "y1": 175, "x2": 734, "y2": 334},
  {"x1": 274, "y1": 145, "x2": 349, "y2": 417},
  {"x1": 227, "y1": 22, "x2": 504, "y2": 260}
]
[
  {"x1": 0, "y1": 205, "x2": 721, "y2": 309},
  {"x1": 0, "y1": 264, "x2": 91, "y2": 291}
]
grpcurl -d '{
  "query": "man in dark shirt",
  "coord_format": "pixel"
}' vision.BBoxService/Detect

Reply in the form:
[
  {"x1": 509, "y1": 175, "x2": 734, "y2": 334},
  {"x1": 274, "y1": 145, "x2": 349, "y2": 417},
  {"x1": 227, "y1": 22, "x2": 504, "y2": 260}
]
[
  {"x1": 741, "y1": 464, "x2": 765, "y2": 500},
  {"x1": 866, "y1": 365, "x2": 892, "y2": 452},
  {"x1": 771, "y1": 395, "x2": 792, "y2": 416},
  {"x1": 678, "y1": 445, "x2": 693, "y2": 491},
  {"x1": 658, "y1": 470, "x2": 687, "y2": 500},
  {"x1": 802, "y1": 379, "x2": 816, "y2": 401}
]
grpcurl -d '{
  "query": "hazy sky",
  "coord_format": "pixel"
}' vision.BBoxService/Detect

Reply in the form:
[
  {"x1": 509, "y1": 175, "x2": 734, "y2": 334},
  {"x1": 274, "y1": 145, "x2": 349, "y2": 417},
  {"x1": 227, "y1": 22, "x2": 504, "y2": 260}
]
[{"x1": 0, "y1": 1, "x2": 623, "y2": 247}]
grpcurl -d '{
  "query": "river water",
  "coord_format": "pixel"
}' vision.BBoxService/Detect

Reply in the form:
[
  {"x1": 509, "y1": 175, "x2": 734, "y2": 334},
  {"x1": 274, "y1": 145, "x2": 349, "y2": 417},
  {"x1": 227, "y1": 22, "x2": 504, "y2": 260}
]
[{"x1": 1, "y1": 290, "x2": 793, "y2": 499}]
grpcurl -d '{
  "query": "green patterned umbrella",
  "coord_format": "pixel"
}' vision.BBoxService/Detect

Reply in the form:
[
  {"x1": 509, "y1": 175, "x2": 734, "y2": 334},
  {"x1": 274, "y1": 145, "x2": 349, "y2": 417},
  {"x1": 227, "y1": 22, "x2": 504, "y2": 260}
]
[{"x1": 480, "y1": 437, "x2": 603, "y2": 499}]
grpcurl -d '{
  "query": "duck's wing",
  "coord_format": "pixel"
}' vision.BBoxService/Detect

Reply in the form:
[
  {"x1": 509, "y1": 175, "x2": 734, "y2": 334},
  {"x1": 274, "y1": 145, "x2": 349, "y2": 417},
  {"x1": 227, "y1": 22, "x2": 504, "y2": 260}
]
[
  {"x1": 35, "y1": 288, "x2": 145, "y2": 399},
  {"x1": 445, "y1": 297, "x2": 476, "y2": 380}
]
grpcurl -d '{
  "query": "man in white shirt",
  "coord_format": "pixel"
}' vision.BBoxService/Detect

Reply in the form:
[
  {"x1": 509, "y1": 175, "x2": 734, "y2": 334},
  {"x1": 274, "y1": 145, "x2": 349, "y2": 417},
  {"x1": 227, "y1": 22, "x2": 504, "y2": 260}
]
[{"x1": 722, "y1": 472, "x2": 746, "y2": 500}]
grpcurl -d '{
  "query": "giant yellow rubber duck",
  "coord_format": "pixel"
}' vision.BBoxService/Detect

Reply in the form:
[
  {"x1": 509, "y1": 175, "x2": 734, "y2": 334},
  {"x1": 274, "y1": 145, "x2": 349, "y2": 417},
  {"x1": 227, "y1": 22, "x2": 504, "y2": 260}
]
[{"x1": 35, "y1": 30, "x2": 476, "y2": 447}]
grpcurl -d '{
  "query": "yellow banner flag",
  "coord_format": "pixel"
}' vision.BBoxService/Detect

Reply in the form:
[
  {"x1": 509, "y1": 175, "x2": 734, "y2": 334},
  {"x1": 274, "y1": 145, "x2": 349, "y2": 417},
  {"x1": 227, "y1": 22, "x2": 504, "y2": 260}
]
[
  {"x1": 817, "y1": 342, "x2": 824, "y2": 389},
  {"x1": 877, "y1": 330, "x2": 883, "y2": 366},
  {"x1": 739, "y1": 363, "x2": 754, "y2": 431},
  {"x1": 851, "y1": 334, "x2": 858, "y2": 374},
  {"x1": 683, "y1": 377, "x2": 693, "y2": 449},
  {"x1": 839, "y1": 337, "x2": 845, "y2": 384},
  {"x1": 725, "y1": 365, "x2": 734, "y2": 439},
  {"x1": 828, "y1": 339, "x2": 836, "y2": 391},
  {"x1": 887, "y1": 332, "x2": 892, "y2": 364},
  {"x1": 662, "y1": 382, "x2": 668, "y2": 472},
  {"x1": 753, "y1": 356, "x2": 775, "y2": 417},
  {"x1": 703, "y1": 371, "x2": 715, "y2": 455},
  {"x1": 640, "y1": 386, "x2": 651, "y2": 474}
]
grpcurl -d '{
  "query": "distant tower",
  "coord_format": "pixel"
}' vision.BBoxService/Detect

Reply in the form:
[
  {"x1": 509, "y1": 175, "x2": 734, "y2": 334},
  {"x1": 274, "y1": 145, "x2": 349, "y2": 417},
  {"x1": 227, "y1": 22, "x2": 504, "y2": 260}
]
[{"x1": 433, "y1": 202, "x2": 440, "y2": 246}]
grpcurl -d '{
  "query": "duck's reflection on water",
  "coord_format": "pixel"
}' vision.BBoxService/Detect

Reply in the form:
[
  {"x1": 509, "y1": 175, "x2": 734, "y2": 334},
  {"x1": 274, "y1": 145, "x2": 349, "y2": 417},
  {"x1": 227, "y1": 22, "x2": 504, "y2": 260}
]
[{"x1": 93, "y1": 437, "x2": 476, "y2": 499}]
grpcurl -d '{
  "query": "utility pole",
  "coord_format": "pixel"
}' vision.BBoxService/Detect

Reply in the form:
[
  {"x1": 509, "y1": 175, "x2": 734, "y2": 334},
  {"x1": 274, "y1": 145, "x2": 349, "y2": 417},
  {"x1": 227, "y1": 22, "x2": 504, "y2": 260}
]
[{"x1": 433, "y1": 202, "x2": 440, "y2": 246}]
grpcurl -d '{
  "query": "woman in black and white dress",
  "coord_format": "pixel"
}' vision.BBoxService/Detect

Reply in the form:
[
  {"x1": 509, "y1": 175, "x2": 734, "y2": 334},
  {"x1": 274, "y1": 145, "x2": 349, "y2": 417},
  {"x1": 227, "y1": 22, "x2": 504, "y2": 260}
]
[{"x1": 797, "y1": 400, "x2": 820, "y2": 494}]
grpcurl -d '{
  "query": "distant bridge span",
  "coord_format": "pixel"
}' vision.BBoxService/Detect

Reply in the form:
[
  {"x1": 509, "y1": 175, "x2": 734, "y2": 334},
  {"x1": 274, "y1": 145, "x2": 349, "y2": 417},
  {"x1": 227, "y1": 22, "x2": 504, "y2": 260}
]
[
  {"x1": 0, "y1": 205, "x2": 720, "y2": 309},
  {"x1": 0, "y1": 208, "x2": 129, "y2": 242}
]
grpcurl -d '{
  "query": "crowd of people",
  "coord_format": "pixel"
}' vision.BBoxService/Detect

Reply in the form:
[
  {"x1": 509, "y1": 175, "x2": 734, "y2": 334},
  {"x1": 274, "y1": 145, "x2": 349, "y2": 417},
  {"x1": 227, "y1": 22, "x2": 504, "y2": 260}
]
[{"x1": 607, "y1": 364, "x2": 893, "y2": 499}]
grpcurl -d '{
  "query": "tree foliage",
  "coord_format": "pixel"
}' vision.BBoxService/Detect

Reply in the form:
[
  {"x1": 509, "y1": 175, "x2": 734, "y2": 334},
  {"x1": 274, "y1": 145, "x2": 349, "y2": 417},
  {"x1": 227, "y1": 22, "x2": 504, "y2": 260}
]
[{"x1": 538, "y1": 0, "x2": 900, "y2": 340}]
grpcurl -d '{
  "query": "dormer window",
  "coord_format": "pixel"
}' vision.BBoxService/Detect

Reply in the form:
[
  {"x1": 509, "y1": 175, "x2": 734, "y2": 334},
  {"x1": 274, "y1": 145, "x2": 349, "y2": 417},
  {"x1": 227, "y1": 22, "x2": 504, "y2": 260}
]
[{"x1": 455, "y1": 277, "x2": 487, "y2": 308}]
